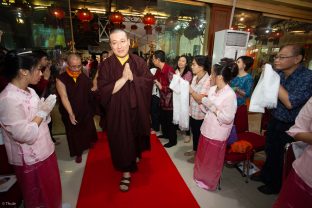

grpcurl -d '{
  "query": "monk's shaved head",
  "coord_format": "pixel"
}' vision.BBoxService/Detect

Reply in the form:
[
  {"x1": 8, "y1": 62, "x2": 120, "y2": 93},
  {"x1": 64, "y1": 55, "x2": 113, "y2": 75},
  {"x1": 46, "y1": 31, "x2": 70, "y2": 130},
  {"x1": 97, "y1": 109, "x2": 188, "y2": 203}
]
[{"x1": 67, "y1": 53, "x2": 81, "y2": 63}]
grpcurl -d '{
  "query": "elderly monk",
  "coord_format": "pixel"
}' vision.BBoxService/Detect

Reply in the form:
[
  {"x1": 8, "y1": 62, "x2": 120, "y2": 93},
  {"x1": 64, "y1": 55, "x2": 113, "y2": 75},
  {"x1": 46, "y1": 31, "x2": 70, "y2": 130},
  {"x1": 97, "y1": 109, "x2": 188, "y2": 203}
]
[{"x1": 56, "y1": 53, "x2": 98, "y2": 163}]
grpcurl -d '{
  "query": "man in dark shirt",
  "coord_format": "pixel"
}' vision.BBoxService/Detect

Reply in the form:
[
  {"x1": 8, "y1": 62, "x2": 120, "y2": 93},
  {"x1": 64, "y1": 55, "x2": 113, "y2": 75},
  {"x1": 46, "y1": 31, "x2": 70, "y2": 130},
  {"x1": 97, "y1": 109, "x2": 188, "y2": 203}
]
[{"x1": 255, "y1": 44, "x2": 312, "y2": 194}]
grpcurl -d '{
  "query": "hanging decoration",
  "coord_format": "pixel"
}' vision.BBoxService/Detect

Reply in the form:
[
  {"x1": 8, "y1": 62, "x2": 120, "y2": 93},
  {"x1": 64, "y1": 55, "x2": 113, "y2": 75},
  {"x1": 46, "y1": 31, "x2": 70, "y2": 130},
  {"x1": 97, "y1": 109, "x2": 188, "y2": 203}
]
[
  {"x1": 130, "y1": 24, "x2": 138, "y2": 30},
  {"x1": 142, "y1": 13, "x2": 156, "y2": 26},
  {"x1": 144, "y1": 25, "x2": 153, "y2": 35},
  {"x1": 184, "y1": 19, "x2": 202, "y2": 40},
  {"x1": 165, "y1": 16, "x2": 178, "y2": 29},
  {"x1": 109, "y1": 11, "x2": 124, "y2": 25},
  {"x1": 76, "y1": 8, "x2": 94, "y2": 22},
  {"x1": 155, "y1": 25, "x2": 162, "y2": 33},
  {"x1": 142, "y1": 13, "x2": 155, "y2": 35},
  {"x1": 51, "y1": 7, "x2": 65, "y2": 20}
]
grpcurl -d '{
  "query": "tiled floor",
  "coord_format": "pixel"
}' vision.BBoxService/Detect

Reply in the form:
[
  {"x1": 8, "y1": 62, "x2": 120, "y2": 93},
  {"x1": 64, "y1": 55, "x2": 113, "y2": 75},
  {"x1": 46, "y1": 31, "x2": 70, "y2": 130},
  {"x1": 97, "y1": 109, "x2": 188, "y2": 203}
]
[{"x1": 52, "y1": 107, "x2": 277, "y2": 208}]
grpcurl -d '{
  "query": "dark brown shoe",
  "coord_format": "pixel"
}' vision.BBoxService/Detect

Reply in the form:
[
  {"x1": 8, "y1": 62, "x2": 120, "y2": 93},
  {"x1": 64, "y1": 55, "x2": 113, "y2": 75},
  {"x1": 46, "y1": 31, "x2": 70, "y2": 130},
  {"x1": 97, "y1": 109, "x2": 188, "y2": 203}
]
[{"x1": 75, "y1": 155, "x2": 82, "y2": 163}]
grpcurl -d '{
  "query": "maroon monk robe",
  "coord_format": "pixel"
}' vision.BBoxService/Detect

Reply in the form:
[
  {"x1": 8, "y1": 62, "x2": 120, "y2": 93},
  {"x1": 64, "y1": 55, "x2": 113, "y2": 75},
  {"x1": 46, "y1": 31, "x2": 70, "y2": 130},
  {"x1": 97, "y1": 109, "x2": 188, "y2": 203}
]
[
  {"x1": 58, "y1": 72, "x2": 98, "y2": 157},
  {"x1": 98, "y1": 54, "x2": 153, "y2": 172}
]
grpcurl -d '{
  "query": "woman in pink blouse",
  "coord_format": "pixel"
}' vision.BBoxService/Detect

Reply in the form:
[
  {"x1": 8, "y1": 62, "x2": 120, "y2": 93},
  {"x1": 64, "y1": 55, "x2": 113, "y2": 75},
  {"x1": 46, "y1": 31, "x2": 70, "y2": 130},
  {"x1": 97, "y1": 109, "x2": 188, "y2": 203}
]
[
  {"x1": 186, "y1": 56, "x2": 211, "y2": 163},
  {"x1": 194, "y1": 59, "x2": 238, "y2": 191},
  {"x1": 274, "y1": 97, "x2": 312, "y2": 208},
  {"x1": 0, "y1": 51, "x2": 61, "y2": 208}
]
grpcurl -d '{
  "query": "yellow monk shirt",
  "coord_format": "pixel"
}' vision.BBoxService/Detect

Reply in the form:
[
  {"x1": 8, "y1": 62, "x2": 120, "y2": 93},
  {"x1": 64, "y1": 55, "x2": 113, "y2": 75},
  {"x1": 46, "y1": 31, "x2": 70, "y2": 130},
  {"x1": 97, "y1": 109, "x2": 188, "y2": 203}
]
[{"x1": 117, "y1": 54, "x2": 129, "y2": 65}]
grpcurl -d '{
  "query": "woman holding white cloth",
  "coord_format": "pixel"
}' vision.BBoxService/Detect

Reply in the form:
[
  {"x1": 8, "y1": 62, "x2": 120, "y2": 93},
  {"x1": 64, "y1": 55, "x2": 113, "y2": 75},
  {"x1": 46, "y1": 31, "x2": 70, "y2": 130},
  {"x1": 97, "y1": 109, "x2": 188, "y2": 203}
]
[{"x1": 194, "y1": 59, "x2": 238, "y2": 191}]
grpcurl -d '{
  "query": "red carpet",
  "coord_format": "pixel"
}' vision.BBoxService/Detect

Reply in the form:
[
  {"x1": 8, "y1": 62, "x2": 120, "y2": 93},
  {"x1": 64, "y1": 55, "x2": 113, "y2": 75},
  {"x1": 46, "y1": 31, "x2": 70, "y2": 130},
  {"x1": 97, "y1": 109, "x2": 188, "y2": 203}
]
[{"x1": 76, "y1": 132, "x2": 199, "y2": 208}]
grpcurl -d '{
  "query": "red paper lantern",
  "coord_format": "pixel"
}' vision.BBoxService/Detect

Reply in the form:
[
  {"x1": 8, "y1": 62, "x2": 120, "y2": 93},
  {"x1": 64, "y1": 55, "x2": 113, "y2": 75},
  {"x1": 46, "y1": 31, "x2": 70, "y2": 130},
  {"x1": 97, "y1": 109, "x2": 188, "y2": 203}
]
[
  {"x1": 76, "y1": 8, "x2": 94, "y2": 22},
  {"x1": 109, "y1": 11, "x2": 124, "y2": 24},
  {"x1": 51, "y1": 8, "x2": 65, "y2": 20},
  {"x1": 142, "y1": 13, "x2": 156, "y2": 26},
  {"x1": 130, "y1": 24, "x2": 138, "y2": 30}
]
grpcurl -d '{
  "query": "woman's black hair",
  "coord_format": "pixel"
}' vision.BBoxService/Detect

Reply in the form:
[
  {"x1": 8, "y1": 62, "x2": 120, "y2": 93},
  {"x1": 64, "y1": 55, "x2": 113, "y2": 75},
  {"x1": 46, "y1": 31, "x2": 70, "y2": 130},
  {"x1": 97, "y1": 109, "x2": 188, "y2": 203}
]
[
  {"x1": 0, "y1": 50, "x2": 39, "y2": 81},
  {"x1": 192, "y1": 55, "x2": 211, "y2": 75},
  {"x1": 176, "y1": 55, "x2": 191, "y2": 77},
  {"x1": 237, "y1": 56, "x2": 254, "y2": 71},
  {"x1": 213, "y1": 58, "x2": 238, "y2": 84}
]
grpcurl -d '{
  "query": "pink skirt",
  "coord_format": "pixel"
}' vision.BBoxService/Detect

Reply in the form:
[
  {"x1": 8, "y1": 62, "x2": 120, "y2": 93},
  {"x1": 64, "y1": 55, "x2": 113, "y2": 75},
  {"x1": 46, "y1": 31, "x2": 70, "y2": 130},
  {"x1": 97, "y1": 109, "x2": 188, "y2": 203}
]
[
  {"x1": 14, "y1": 152, "x2": 62, "y2": 208},
  {"x1": 194, "y1": 134, "x2": 226, "y2": 191},
  {"x1": 274, "y1": 168, "x2": 312, "y2": 208}
]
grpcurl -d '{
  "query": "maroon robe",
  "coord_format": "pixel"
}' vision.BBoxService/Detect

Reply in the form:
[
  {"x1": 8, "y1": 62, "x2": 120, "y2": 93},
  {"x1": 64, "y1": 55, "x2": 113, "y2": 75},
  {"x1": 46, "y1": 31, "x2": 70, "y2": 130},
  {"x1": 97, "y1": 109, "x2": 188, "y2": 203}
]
[
  {"x1": 98, "y1": 54, "x2": 153, "y2": 172},
  {"x1": 58, "y1": 72, "x2": 98, "y2": 157}
]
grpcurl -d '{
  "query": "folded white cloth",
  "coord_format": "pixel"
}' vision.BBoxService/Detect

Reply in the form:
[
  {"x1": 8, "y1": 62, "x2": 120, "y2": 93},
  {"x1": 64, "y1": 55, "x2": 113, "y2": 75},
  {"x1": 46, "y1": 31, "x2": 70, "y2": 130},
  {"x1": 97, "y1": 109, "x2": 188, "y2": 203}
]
[
  {"x1": 249, "y1": 64, "x2": 280, "y2": 113},
  {"x1": 170, "y1": 74, "x2": 189, "y2": 130}
]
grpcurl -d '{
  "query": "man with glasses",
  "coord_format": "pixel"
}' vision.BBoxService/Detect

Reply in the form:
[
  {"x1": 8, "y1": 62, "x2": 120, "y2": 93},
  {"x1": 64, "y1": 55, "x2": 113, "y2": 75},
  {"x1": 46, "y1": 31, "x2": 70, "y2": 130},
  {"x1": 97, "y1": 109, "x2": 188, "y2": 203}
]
[
  {"x1": 253, "y1": 44, "x2": 312, "y2": 195},
  {"x1": 56, "y1": 53, "x2": 98, "y2": 163}
]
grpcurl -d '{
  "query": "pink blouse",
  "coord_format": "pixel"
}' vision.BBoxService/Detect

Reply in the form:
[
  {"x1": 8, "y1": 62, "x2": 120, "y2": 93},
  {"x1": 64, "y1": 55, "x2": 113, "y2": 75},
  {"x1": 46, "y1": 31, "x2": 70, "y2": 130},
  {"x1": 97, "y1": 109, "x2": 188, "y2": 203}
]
[
  {"x1": 0, "y1": 83, "x2": 54, "y2": 166},
  {"x1": 287, "y1": 97, "x2": 312, "y2": 188},
  {"x1": 189, "y1": 73, "x2": 211, "y2": 120},
  {"x1": 200, "y1": 85, "x2": 237, "y2": 141}
]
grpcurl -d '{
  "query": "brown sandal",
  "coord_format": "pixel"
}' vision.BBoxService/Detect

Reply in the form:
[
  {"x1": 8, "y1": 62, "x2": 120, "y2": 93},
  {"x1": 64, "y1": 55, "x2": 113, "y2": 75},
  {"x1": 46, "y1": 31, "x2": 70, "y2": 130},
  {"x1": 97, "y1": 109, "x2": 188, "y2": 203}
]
[{"x1": 119, "y1": 177, "x2": 131, "y2": 192}]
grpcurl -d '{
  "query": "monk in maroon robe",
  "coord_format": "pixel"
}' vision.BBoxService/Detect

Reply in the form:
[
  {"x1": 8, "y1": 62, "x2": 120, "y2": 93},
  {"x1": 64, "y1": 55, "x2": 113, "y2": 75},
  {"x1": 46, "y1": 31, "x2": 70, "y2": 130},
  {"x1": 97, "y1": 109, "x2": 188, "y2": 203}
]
[
  {"x1": 98, "y1": 29, "x2": 153, "y2": 192},
  {"x1": 56, "y1": 53, "x2": 98, "y2": 163}
]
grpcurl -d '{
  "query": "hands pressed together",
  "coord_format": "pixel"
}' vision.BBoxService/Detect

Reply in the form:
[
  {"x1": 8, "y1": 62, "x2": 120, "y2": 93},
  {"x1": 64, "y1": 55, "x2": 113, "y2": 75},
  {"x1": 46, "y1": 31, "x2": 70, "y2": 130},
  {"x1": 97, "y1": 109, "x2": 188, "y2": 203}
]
[
  {"x1": 202, "y1": 97, "x2": 217, "y2": 115},
  {"x1": 36, "y1": 94, "x2": 57, "y2": 119},
  {"x1": 122, "y1": 63, "x2": 133, "y2": 81}
]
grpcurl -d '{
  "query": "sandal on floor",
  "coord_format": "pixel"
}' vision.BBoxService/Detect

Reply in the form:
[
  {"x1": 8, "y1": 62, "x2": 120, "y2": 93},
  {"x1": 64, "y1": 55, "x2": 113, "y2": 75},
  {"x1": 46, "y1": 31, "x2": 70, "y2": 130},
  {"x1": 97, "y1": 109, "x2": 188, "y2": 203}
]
[{"x1": 119, "y1": 177, "x2": 131, "y2": 192}]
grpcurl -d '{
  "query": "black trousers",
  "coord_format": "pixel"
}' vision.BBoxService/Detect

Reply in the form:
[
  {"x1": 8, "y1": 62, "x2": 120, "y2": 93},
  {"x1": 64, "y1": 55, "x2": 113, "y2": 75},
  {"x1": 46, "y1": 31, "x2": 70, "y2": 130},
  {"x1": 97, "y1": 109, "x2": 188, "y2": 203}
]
[
  {"x1": 160, "y1": 109, "x2": 177, "y2": 145},
  {"x1": 260, "y1": 117, "x2": 294, "y2": 191},
  {"x1": 150, "y1": 95, "x2": 160, "y2": 131},
  {"x1": 190, "y1": 117, "x2": 204, "y2": 151},
  {"x1": 48, "y1": 119, "x2": 56, "y2": 143}
]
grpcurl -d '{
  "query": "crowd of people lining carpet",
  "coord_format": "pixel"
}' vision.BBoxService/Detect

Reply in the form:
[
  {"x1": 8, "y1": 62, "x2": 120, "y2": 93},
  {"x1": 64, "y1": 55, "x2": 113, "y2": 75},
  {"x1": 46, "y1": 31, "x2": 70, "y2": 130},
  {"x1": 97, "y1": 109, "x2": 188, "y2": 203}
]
[{"x1": 0, "y1": 29, "x2": 312, "y2": 207}]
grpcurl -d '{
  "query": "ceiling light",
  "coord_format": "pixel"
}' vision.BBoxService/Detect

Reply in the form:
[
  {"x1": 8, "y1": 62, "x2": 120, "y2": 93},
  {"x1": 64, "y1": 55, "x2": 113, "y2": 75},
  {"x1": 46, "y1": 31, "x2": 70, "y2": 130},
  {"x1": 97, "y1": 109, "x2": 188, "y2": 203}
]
[
  {"x1": 34, "y1": 6, "x2": 47, "y2": 10},
  {"x1": 290, "y1": 30, "x2": 305, "y2": 33},
  {"x1": 239, "y1": 17, "x2": 244, "y2": 21}
]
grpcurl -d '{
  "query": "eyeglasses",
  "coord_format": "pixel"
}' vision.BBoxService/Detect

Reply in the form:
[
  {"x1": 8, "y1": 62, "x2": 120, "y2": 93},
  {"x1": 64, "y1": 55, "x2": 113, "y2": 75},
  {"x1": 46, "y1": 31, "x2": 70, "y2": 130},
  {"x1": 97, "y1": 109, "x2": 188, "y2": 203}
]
[{"x1": 274, "y1": 55, "x2": 296, "y2": 60}]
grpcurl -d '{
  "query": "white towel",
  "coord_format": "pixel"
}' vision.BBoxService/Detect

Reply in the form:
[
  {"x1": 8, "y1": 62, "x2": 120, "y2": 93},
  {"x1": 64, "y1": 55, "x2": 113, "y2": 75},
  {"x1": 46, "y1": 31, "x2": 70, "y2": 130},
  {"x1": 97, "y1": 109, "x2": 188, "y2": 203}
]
[
  {"x1": 170, "y1": 74, "x2": 190, "y2": 130},
  {"x1": 249, "y1": 64, "x2": 280, "y2": 113}
]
